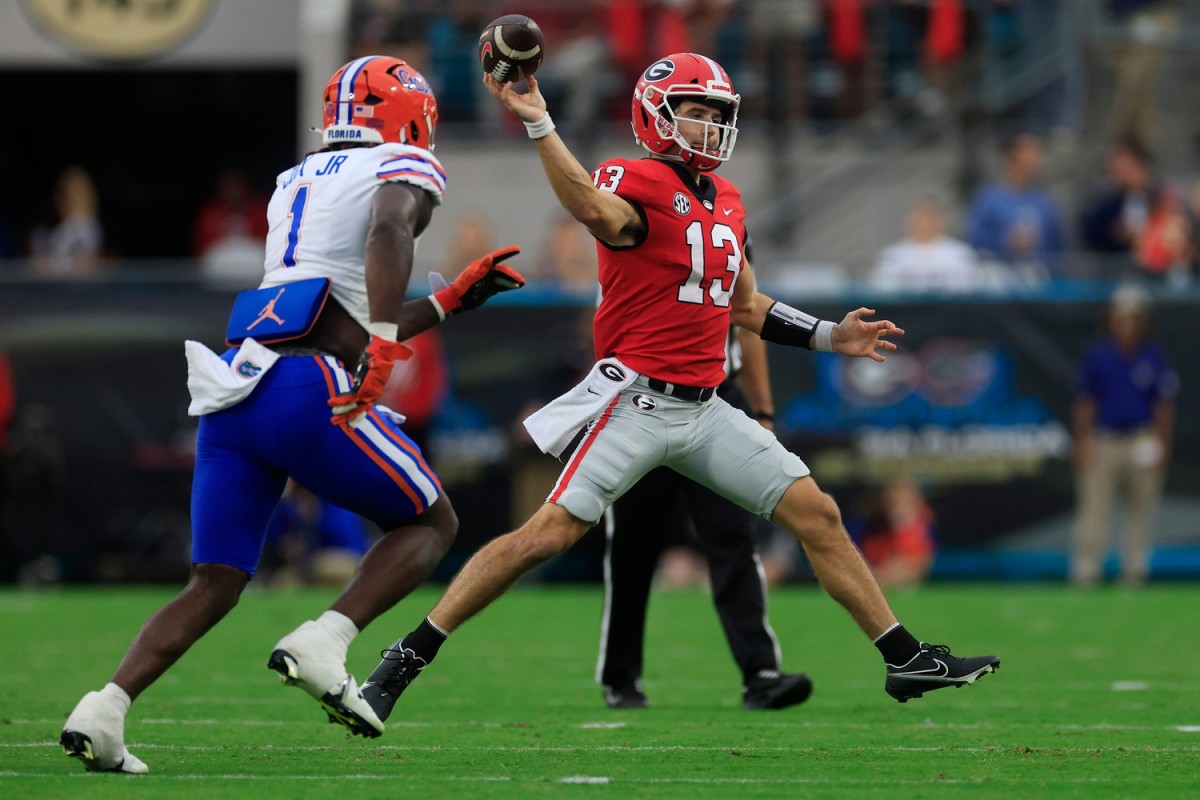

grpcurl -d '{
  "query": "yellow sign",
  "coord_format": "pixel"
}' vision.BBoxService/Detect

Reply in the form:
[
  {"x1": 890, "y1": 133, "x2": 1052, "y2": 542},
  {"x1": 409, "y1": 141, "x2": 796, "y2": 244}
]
[{"x1": 20, "y1": 0, "x2": 214, "y2": 60}]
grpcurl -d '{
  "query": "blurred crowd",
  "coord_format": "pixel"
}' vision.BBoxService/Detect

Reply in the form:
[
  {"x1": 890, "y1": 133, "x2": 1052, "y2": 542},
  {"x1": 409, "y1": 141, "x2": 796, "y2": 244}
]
[{"x1": 0, "y1": 1, "x2": 1195, "y2": 287}]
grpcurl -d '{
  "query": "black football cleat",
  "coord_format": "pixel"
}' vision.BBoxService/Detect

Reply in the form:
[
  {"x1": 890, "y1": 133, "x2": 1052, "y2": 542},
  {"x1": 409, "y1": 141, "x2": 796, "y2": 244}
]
[
  {"x1": 359, "y1": 639, "x2": 428, "y2": 723},
  {"x1": 604, "y1": 683, "x2": 649, "y2": 710},
  {"x1": 885, "y1": 643, "x2": 999, "y2": 703},
  {"x1": 742, "y1": 670, "x2": 813, "y2": 710}
]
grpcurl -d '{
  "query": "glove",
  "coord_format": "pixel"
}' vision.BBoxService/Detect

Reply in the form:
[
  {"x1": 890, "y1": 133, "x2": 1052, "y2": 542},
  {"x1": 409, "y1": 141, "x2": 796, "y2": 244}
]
[
  {"x1": 329, "y1": 335, "x2": 413, "y2": 426},
  {"x1": 431, "y1": 245, "x2": 525, "y2": 318}
]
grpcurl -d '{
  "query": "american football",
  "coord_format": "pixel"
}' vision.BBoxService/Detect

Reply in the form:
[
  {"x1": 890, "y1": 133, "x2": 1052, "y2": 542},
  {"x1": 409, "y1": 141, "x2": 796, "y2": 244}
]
[{"x1": 478, "y1": 14, "x2": 544, "y2": 83}]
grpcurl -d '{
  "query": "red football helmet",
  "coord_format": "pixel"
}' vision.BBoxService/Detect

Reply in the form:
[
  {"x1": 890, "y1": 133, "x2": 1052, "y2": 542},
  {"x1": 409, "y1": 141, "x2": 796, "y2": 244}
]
[
  {"x1": 630, "y1": 53, "x2": 740, "y2": 172},
  {"x1": 322, "y1": 56, "x2": 439, "y2": 149}
]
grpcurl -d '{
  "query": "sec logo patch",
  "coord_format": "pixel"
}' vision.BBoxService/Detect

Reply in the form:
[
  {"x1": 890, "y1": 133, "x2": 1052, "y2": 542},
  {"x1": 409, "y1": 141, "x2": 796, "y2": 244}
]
[{"x1": 673, "y1": 192, "x2": 691, "y2": 216}]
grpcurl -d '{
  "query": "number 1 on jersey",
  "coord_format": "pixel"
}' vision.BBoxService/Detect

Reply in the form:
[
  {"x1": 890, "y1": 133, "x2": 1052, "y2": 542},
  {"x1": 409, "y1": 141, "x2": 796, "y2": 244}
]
[
  {"x1": 282, "y1": 183, "x2": 311, "y2": 268},
  {"x1": 678, "y1": 220, "x2": 742, "y2": 307}
]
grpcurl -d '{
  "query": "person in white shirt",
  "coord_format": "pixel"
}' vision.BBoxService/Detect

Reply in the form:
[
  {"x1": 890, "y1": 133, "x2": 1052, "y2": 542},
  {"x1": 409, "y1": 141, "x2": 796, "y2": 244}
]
[{"x1": 869, "y1": 199, "x2": 980, "y2": 294}]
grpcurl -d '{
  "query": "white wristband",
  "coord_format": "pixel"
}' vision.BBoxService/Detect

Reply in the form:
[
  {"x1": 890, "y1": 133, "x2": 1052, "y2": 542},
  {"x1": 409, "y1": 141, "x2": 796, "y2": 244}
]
[
  {"x1": 428, "y1": 294, "x2": 448, "y2": 322},
  {"x1": 814, "y1": 320, "x2": 835, "y2": 353},
  {"x1": 524, "y1": 112, "x2": 555, "y2": 139},
  {"x1": 368, "y1": 321, "x2": 399, "y2": 342}
]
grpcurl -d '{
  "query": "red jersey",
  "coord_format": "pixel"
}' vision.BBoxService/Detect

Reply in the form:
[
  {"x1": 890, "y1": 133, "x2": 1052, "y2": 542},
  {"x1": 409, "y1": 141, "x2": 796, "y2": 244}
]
[{"x1": 590, "y1": 157, "x2": 747, "y2": 386}]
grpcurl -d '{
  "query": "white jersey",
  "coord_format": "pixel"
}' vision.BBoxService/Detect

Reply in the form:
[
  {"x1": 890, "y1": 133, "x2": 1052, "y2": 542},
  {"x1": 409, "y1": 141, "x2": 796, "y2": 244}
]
[{"x1": 259, "y1": 142, "x2": 446, "y2": 330}]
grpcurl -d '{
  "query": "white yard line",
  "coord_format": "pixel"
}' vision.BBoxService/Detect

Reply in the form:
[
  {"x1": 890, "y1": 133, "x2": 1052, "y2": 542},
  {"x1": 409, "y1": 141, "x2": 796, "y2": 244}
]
[
  {"x1": 0, "y1": 770, "x2": 1177, "y2": 785},
  {"x1": 7, "y1": 742, "x2": 1200, "y2": 754}
]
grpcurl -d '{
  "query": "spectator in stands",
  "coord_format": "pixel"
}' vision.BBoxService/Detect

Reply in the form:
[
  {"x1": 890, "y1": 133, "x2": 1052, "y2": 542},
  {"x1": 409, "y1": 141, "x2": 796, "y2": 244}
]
[
  {"x1": 192, "y1": 170, "x2": 270, "y2": 287},
  {"x1": 964, "y1": 133, "x2": 1065, "y2": 273},
  {"x1": 1135, "y1": 186, "x2": 1193, "y2": 283},
  {"x1": 537, "y1": 214, "x2": 597, "y2": 292},
  {"x1": 190, "y1": 170, "x2": 269, "y2": 258},
  {"x1": 1082, "y1": 137, "x2": 1194, "y2": 282},
  {"x1": 349, "y1": 0, "x2": 434, "y2": 69},
  {"x1": 844, "y1": 479, "x2": 936, "y2": 592},
  {"x1": 852, "y1": 477, "x2": 936, "y2": 589},
  {"x1": 742, "y1": 0, "x2": 818, "y2": 125},
  {"x1": 1107, "y1": 0, "x2": 1179, "y2": 150},
  {"x1": 436, "y1": 211, "x2": 496, "y2": 286},
  {"x1": 30, "y1": 166, "x2": 103, "y2": 277},
  {"x1": 1082, "y1": 137, "x2": 1158, "y2": 258},
  {"x1": 1071, "y1": 284, "x2": 1177, "y2": 587},
  {"x1": 868, "y1": 198, "x2": 980, "y2": 293}
]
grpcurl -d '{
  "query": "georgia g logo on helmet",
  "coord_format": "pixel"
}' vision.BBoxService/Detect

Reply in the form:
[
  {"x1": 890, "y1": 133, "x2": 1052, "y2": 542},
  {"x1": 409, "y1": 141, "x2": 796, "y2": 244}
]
[{"x1": 644, "y1": 59, "x2": 675, "y2": 81}]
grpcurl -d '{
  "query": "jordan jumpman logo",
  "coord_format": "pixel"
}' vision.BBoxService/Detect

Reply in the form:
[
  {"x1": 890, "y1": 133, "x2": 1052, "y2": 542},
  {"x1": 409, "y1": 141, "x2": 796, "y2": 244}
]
[{"x1": 248, "y1": 287, "x2": 287, "y2": 329}]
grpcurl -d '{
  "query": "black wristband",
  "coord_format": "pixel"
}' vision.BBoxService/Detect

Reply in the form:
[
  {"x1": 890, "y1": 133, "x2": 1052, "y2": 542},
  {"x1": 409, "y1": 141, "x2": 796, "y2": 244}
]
[
  {"x1": 760, "y1": 301, "x2": 835, "y2": 351},
  {"x1": 753, "y1": 411, "x2": 775, "y2": 422},
  {"x1": 760, "y1": 301, "x2": 817, "y2": 349}
]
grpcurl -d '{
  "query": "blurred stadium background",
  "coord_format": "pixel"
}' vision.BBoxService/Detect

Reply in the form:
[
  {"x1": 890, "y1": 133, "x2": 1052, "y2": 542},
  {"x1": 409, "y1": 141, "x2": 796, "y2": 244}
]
[{"x1": 0, "y1": 0, "x2": 1197, "y2": 588}]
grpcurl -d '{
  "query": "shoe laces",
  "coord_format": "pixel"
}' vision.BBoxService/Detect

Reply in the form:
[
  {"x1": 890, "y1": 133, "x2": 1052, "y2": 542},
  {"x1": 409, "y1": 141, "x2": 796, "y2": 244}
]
[
  {"x1": 375, "y1": 643, "x2": 426, "y2": 694},
  {"x1": 920, "y1": 643, "x2": 957, "y2": 661}
]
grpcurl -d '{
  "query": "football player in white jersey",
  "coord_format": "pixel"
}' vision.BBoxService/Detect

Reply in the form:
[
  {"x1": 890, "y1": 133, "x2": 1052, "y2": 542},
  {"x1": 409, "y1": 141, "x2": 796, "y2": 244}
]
[{"x1": 60, "y1": 56, "x2": 525, "y2": 773}]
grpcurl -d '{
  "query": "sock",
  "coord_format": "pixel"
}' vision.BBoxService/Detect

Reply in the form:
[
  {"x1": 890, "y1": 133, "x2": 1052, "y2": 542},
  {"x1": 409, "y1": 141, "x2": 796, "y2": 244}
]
[
  {"x1": 316, "y1": 610, "x2": 359, "y2": 650},
  {"x1": 874, "y1": 623, "x2": 921, "y2": 665},
  {"x1": 401, "y1": 617, "x2": 448, "y2": 663},
  {"x1": 100, "y1": 682, "x2": 132, "y2": 714}
]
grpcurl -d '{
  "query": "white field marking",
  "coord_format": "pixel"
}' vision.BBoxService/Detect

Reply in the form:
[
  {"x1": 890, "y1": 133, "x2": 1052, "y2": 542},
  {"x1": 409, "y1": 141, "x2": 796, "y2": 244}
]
[
  {"x1": 10, "y1": 743, "x2": 1200, "y2": 755},
  {"x1": 0, "y1": 771, "x2": 1183, "y2": 786},
  {"x1": 560, "y1": 776, "x2": 610, "y2": 784},
  {"x1": 579, "y1": 722, "x2": 626, "y2": 729},
  {"x1": 0, "y1": 772, "x2": 510, "y2": 782},
  {"x1": 12, "y1": 718, "x2": 1200, "y2": 733},
  {"x1": 1176, "y1": 726, "x2": 1200, "y2": 733},
  {"x1": 1112, "y1": 681, "x2": 1149, "y2": 691}
]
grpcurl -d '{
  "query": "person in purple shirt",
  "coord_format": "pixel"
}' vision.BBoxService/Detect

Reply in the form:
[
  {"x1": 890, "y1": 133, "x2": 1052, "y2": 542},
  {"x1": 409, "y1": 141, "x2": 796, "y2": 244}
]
[
  {"x1": 1071, "y1": 284, "x2": 1178, "y2": 586},
  {"x1": 965, "y1": 133, "x2": 1066, "y2": 273}
]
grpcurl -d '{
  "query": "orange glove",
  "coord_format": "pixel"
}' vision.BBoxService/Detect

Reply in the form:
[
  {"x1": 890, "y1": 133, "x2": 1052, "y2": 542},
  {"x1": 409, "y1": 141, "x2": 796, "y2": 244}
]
[
  {"x1": 431, "y1": 245, "x2": 525, "y2": 318},
  {"x1": 329, "y1": 335, "x2": 413, "y2": 426}
]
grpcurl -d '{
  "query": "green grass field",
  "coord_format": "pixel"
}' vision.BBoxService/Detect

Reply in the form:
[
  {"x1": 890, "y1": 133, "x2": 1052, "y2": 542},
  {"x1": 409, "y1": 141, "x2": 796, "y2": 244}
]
[{"x1": 2, "y1": 584, "x2": 1197, "y2": 799}]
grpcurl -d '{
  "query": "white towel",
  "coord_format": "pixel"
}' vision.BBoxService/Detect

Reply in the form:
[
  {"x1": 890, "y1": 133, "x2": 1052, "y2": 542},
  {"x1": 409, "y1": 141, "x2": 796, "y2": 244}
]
[
  {"x1": 523, "y1": 358, "x2": 637, "y2": 458},
  {"x1": 185, "y1": 338, "x2": 280, "y2": 416}
]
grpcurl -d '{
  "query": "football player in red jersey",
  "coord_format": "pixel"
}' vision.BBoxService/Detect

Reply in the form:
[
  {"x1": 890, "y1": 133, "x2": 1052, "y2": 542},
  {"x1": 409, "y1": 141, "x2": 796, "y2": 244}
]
[{"x1": 354, "y1": 53, "x2": 999, "y2": 728}]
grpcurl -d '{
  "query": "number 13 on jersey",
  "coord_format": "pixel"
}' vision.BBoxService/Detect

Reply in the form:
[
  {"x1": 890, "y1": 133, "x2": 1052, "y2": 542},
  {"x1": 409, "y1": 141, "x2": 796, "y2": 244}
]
[
  {"x1": 592, "y1": 164, "x2": 742, "y2": 308},
  {"x1": 680, "y1": 220, "x2": 741, "y2": 307}
]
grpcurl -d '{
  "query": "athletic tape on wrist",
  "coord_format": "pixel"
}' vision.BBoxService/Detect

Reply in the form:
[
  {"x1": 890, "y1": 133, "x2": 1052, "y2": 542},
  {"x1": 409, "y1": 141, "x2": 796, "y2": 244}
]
[
  {"x1": 428, "y1": 294, "x2": 448, "y2": 322},
  {"x1": 814, "y1": 320, "x2": 835, "y2": 352},
  {"x1": 524, "y1": 113, "x2": 555, "y2": 139},
  {"x1": 368, "y1": 321, "x2": 399, "y2": 341}
]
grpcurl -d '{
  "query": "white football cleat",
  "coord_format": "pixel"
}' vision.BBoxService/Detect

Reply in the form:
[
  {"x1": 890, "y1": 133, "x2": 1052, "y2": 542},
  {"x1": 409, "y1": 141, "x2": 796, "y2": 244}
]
[
  {"x1": 269, "y1": 620, "x2": 384, "y2": 739},
  {"x1": 61, "y1": 690, "x2": 149, "y2": 774}
]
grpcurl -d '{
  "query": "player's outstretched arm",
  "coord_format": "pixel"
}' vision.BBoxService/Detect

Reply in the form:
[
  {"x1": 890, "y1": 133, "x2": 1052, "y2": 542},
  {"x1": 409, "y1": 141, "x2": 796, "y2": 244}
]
[{"x1": 482, "y1": 74, "x2": 642, "y2": 246}]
